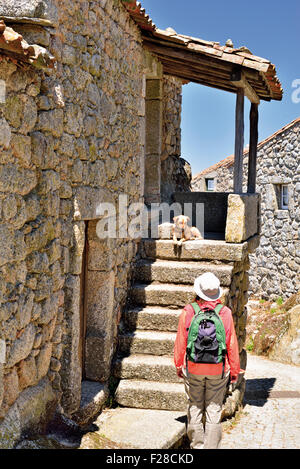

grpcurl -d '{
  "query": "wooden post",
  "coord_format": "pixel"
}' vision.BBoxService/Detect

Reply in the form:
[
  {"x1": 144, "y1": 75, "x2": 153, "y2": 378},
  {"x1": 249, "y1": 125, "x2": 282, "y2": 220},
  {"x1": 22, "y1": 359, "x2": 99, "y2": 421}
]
[
  {"x1": 247, "y1": 103, "x2": 259, "y2": 193},
  {"x1": 233, "y1": 88, "x2": 245, "y2": 193}
]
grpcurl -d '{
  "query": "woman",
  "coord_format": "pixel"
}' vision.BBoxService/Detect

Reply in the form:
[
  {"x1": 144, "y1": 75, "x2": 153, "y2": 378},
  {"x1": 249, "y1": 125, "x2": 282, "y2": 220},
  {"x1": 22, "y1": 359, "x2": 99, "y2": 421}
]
[{"x1": 174, "y1": 272, "x2": 241, "y2": 449}]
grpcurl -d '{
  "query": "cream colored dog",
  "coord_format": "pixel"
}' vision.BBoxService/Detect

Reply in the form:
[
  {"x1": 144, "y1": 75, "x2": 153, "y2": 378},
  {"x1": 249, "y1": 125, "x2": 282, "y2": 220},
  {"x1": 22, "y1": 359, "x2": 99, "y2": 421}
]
[{"x1": 172, "y1": 215, "x2": 202, "y2": 246}]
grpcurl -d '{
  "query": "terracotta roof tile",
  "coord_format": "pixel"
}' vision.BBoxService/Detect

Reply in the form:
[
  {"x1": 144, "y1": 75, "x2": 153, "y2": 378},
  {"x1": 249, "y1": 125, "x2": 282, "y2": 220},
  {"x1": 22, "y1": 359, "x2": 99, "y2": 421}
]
[
  {"x1": 192, "y1": 155, "x2": 235, "y2": 181},
  {"x1": 0, "y1": 20, "x2": 55, "y2": 70},
  {"x1": 121, "y1": 1, "x2": 155, "y2": 32},
  {"x1": 148, "y1": 29, "x2": 282, "y2": 101},
  {"x1": 122, "y1": 3, "x2": 283, "y2": 101}
]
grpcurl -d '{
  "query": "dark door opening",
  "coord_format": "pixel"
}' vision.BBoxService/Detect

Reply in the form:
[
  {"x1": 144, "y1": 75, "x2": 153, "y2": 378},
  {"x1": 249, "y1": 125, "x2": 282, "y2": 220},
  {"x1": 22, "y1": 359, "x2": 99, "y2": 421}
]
[{"x1": 79, "y1": 221, "x2": 88, "y2": 379}]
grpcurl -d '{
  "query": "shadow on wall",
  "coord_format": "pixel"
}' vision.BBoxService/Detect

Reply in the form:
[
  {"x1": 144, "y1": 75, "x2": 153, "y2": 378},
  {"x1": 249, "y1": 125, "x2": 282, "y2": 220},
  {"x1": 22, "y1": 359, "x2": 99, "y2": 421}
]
[{"x1": 172, "y1": 192, "x2": 229, "y2": 237}]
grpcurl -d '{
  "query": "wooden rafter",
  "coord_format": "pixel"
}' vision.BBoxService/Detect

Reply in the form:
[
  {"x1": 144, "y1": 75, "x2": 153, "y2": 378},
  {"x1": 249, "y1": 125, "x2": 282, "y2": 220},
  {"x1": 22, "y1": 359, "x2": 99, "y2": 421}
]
[
  {"x1": 231, "y1": 69, "x2": 260, "y2": 104},
  {"x1": 141, "y1": 29, "x2": 282, "y2": 102}
]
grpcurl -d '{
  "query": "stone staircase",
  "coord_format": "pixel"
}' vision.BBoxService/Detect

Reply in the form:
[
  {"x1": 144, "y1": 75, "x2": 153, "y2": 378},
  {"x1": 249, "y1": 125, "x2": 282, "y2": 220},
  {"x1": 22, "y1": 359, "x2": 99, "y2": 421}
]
[{"x1": 112, "y1": 239, "x2": 233, "y2": 411}]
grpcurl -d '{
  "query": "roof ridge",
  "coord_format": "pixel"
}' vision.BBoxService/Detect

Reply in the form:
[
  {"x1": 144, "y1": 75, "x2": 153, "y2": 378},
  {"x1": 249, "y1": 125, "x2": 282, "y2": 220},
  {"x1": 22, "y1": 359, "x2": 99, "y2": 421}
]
[{"x1": 192, "y1": 116, "x2": 300, "y2": 181}]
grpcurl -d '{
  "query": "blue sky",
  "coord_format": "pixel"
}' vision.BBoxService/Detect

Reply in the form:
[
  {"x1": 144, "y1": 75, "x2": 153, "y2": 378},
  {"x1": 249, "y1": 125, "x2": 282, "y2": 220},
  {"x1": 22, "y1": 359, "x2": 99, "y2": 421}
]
[{"x1": 141, "y1": 0, "x2": 300, "y2": 175}]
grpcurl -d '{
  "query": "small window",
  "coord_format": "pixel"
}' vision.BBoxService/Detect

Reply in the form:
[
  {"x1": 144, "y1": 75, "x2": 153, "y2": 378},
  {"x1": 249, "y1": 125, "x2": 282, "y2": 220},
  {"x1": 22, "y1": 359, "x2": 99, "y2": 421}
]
[
  {"x1": 206, "y1": 178, "x2": 215, "y2": 192},
  {"x1": 281, "y1": 184, "x2": 289, "y2": 209},
  {"x1": 273, "y1": 183, "x2": 289, "y2": 210}
]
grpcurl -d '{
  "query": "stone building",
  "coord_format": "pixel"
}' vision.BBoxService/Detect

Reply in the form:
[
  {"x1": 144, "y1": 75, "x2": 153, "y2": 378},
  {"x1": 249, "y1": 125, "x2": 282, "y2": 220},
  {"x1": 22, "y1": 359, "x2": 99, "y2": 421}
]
[
  {"x1": 192, "y1": 117, "x2": 300, "y2": 300},
  {"x1": 0, "y1": 0, "x2": 282, "y2": 448}
]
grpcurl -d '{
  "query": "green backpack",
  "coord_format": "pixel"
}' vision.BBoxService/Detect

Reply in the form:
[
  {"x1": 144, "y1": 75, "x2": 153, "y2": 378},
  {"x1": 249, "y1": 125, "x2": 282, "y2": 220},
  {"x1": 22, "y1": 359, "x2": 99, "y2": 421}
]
[{"x1": 186, "y1": 303, "x2": 227, "y2": 375}]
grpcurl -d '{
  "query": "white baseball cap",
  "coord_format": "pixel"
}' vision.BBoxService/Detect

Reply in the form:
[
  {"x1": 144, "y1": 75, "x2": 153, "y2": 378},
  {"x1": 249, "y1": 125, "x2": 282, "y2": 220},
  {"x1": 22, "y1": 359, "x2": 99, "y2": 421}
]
[{"x1": 194, "y1": 272, "x2": 223, "y2": 301}]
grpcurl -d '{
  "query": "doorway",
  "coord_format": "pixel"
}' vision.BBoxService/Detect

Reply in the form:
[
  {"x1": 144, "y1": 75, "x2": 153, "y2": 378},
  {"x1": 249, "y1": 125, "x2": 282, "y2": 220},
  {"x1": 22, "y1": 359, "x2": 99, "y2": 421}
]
[{"x1": 79, "y1": 221, "x2": 88, "y2": 379}]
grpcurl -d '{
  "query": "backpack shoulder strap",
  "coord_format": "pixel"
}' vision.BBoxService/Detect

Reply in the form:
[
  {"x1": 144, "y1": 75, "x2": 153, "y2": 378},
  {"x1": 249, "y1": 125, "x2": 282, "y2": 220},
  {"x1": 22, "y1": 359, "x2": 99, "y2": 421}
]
[
  {"x1": 185, "y1": 303, "x2": 202, "y2": 335},
  {"x1": 191, "y1": 302, "x2": 202, "y2": 315},
  {"x1": 214, "y1": 303, "x2": 223, "y2": 315}
]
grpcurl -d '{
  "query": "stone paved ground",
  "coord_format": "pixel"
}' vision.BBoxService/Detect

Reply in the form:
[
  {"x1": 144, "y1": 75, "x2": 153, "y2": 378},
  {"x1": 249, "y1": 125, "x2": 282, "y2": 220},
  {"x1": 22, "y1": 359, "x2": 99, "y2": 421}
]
[{"x1": 221, "y1": 354, "x2": 300, "y2": 449}]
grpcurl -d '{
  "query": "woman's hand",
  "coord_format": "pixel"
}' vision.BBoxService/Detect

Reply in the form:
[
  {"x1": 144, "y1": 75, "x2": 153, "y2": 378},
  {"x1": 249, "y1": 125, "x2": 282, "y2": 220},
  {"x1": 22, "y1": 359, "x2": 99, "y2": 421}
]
[{"x1": 176, "y1": 366, "x2": 183, "y2": 378}]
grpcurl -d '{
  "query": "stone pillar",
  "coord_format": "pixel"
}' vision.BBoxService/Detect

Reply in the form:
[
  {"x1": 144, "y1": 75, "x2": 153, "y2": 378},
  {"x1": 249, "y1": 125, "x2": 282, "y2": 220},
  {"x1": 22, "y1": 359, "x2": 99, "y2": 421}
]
[
  {"x1": 144, "y1": 79, "x2": 163, "y2": 204},
  {"x1": 143, "y1": 52, "x2": 163, "y2": 205},
  {"x1": 84, "y1": 221, "x2": 115, "y2": 382},
  {"x1": 225, "y1": 194, "x2": 259, "y2": 243}
]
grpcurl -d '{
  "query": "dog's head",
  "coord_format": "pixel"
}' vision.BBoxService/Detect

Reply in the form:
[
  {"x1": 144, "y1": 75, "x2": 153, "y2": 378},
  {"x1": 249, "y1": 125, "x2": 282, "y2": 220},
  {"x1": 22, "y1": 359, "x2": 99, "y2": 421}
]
[{"x1": 173, "y1": 215, "x2": 190, "y2": 229}]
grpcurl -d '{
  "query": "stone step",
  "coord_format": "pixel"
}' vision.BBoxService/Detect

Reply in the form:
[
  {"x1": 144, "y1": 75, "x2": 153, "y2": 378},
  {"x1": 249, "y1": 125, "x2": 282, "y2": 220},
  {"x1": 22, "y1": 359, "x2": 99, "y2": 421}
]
[
  {"x1": 70, "y1": 381, "x2": 109, "y2": 426},
  {"x1": 130, "y1": 283, "x2": 229, "y2": 308},
  {"x1": 88, "y1": 408, "x2": 187, "y2": 449},
  {"x1": 113, "y1": 354, "x2": 181, "y2": 383},
  {"x1": 135, "y1": 259, "x2": 233, "y2": 286},
  {"x1": 130, "y1": 283, "x2": 195, "y2": 307},
  {"x1": 118, "y1": 330, "x2": 176, "y2": 356},
  {"x1": 115, "y1": 379, "x2": 186, "y2": 411},
  {"x1": 123, "y1": 306, "x2": 181, "y2": 332},
  {"x1": 141, "y1": 239, "x2": 249, "y2": 262}
]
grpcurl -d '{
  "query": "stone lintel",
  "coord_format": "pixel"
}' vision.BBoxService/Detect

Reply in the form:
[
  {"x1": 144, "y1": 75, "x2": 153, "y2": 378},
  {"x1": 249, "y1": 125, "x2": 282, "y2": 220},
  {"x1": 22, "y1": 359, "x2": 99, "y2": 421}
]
[{"x1": 74, "y1": 186, "x2": 114, "y2": 221}]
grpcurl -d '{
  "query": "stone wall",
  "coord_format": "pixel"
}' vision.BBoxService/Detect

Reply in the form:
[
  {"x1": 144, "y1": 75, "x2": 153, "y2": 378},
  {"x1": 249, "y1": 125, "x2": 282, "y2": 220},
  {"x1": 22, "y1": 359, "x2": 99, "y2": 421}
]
[
  {"x1": 250, "y1": 121, "x2": 300, "y2": 299},
  {"x1": 0, "y1": 0, "x2": 146, "y2": 444},
  {"x1": 161, "y1": 76, "x2": 182, "y2": 164},
  {"x1": 223, "y1": 256, "x2": 250, "y2": 417},
  {"x1": 0, "y1": 61, "x2": 60, "y2": 446},
  {"x1": 192, "y1": 119, "x2": 300, "y2": 300},
  {"x1": 192, "y1": 158, "x2": 234, "y2": 193}
]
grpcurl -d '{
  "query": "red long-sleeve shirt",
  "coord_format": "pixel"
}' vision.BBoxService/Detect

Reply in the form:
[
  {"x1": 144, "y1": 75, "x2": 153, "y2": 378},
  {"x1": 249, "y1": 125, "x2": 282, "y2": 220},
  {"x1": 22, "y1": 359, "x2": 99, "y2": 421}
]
[{"x1": 174, "y1": 299, "x2": 240, "y2": 378}]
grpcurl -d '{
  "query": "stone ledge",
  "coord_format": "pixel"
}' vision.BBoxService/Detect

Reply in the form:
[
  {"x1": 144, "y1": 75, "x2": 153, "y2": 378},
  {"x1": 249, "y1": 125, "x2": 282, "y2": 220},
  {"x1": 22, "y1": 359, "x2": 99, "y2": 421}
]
[{"x1": 141, "y1": 237, "x2": 259, "y2": 262}]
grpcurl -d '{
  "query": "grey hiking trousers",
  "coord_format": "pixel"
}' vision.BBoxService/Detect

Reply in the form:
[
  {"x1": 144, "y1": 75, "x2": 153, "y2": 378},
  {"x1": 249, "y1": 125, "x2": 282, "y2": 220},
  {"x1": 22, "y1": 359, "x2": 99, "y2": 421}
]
[{"x1": 183, "y1": 368, "x2": 229, "y2": 449}]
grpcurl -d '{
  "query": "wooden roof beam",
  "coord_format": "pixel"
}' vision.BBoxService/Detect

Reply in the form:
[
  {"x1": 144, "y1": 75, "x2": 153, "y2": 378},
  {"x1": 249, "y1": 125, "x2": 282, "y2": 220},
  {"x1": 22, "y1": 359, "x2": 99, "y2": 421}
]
[
  {"x1": 231, "y1": 68, "x2": 260, "y2": 104},
  {"x1": 143, "y1": 38, "x2": 271, "y2": 100}
]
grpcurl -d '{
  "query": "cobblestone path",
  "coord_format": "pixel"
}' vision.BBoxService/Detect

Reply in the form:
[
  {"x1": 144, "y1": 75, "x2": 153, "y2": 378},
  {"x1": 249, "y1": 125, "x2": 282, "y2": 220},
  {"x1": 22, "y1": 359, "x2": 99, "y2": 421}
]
[{"x1": 221, "y1": 354, "x2": 300, "y2": 449}]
